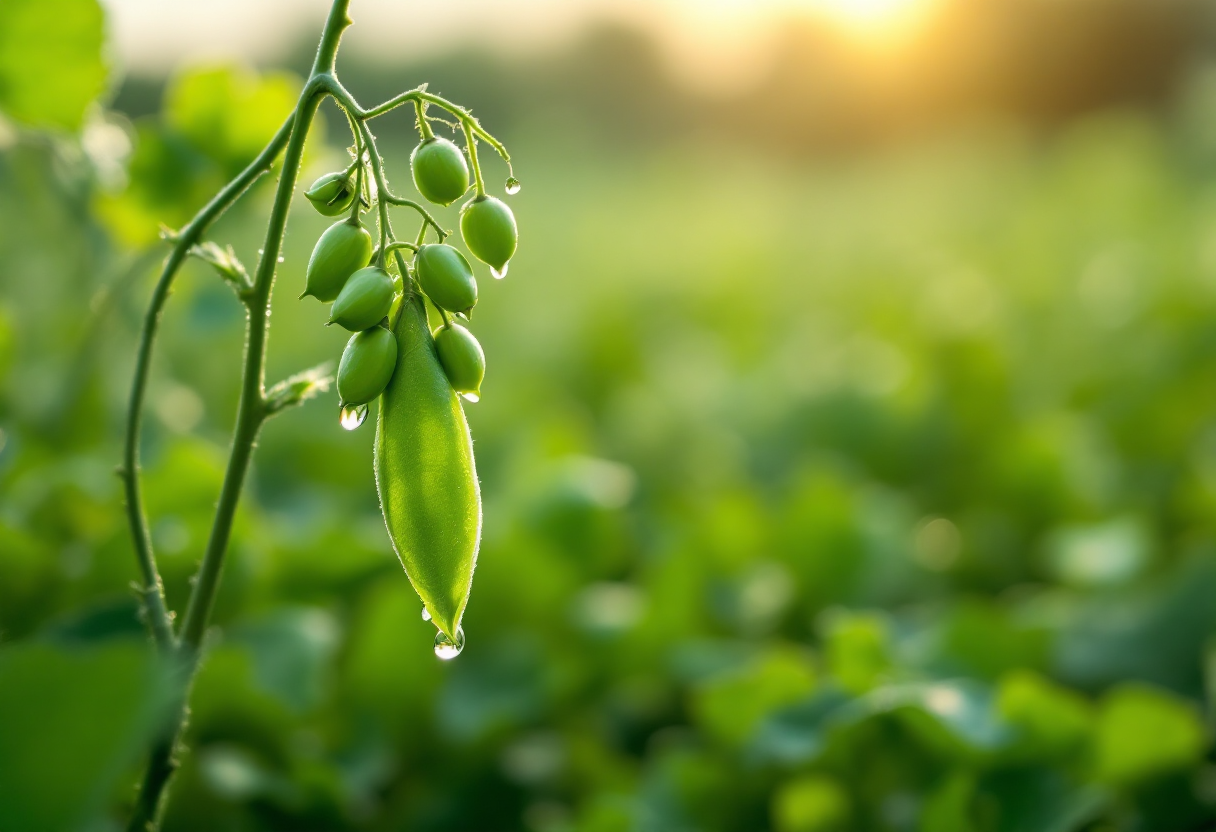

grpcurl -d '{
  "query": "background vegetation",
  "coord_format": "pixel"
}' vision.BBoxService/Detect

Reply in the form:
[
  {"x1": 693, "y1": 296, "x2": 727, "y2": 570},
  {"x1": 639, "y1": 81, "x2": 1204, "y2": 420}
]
[{"x1": 7, "y1": 0, "x2": 1216, "y2": 830}]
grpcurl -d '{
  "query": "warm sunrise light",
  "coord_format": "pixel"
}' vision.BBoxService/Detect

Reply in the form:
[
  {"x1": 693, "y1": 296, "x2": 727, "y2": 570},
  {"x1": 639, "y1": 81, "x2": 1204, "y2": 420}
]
[{"x1": 803, "y1": 0, "x2": 936, "y2": 39}]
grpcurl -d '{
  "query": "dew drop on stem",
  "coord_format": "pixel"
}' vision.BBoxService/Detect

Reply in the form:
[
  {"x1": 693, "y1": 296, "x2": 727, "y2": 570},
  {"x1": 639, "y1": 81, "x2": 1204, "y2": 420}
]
[
  {"x1": 434, "y1": 626, "x2": 465, "y2": 659},
  {"x1": 505, "y1": 177, "x2": 521, "y2": 195},
  {"x1": 339, "y1": 403, "x2": 369, "y2": 430}
]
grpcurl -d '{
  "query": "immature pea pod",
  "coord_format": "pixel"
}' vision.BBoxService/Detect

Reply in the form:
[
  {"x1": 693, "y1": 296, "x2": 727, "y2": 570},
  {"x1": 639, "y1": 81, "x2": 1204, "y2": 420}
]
[
  {"x1": 416, "y1": 243, "x2": 477, "y2": 314},
  {"x1": 375, "y1": 294, "x2": 481, "y2": 641},
  {"x1": 460, "y1": 195, "x2": 517, "y2": 272},
  {"x1": 329, "y1": 266, "x2": 395, "y2": 331},
  {"x1": 411, "y1": 137, "x2": 470, "y2": 207},
  {"x1": 434, "y1": 323, "x2": 485, "y2": 400},
  {"x1": 303, "y1": 219, "x2": 373, "y2": 302},
  {"x1": 305, "y1": 171, "x2": 357, "y2": 217},
  {"x1": 337, "y1": 326, "x2": 398, "y2": 406}
]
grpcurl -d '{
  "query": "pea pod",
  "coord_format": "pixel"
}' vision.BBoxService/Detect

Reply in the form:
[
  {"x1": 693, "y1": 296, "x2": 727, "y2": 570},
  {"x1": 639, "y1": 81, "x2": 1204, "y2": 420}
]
[
  {"x1": 329, "y1": 266, "x2": 395, "y2": 331},
  {"x1": 411, "y1": 137, "x2": 470, "y2": 206},
  {"x1": 416, "y1": 243, "x2": 477, "y2": 314},
  {"x1": 434, "y1": 323, "x2": 485, "y2": 400},
  {"x1": 375, "y1": 294, "x2": 481, "y2": 641},
  {"x1": 460, "y1": 195, "x2": 517, "y2": 272},
  {"x1": 305, "y1": 171, "x2": 356, "y2": 216},
  {"x1": 337, "y1": 326, "x2": 398, "y2": 406},
  {"x1": 303, "y1": 219, "x2": 373, "y2": 302}
]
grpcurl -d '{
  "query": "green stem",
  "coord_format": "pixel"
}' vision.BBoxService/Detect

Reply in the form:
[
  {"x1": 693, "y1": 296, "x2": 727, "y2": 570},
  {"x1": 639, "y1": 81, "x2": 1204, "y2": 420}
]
[
  {"x1": 462, "y1": 120, "x2": 486, "y2": 197},
  {"x1": 123, "y1": 2, "x2": 351, "y2": 829},
  {"x1": 414, "y1": 98, "x2": 434, "y2": 140},
  {"x1": 382, "y1": 193, "x2": 446, "y2": 238},
  {"x1": 119, "y1": 114, "x2": 294, "y2": 653},
  {"x1": 353, "y1": 117, "x2": 392, "y2": 264},
  {"x1": 330, "y1": 78, "x2": 511, "y2": 167}
]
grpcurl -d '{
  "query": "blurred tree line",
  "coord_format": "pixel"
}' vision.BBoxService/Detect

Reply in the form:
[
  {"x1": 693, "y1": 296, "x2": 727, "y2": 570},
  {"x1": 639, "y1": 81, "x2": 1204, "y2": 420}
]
[{"x1": 112, "y1": 0, "x2": 1214, "y2": 153}]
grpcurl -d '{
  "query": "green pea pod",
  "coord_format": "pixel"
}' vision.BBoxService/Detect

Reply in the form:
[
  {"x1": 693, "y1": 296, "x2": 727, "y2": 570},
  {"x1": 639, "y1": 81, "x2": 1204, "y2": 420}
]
[
  {"x1": 337, "y1": 326, "x2": 398, "y2": 406},
  {"x1": 303, "y1": 220, "x2": 373, "y2": 302},
  {"x1": 329, "y1": 266, "x2": 395, "y2": 331},
  {"x1": 411, "y1": 137, "x2": 470, "y2": 207},
  {"x1": 375, "y1": 294, "x2": 481, "y2": 641},
  {"x1": 305, "y1": 171, "x2": 356, "y2": 217},
  {"x1": 416, "y1": 243, "x2": 477, "y2": 314},
  {"x1": 434, "y1": 323, "x2": 485, "y2": 400},
  {"x1": 460, "y1": 195, "x2": 517, "y2": 272}
]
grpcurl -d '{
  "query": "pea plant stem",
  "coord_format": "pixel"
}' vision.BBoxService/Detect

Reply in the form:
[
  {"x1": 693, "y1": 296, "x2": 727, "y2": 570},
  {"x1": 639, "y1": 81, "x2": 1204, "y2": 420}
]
[
  {"x1": 119, "y1": 114, "x2": 294, "y2": 654},
  {"x1": 122, "y1": 1, "x2": 352, "y2": 829}
]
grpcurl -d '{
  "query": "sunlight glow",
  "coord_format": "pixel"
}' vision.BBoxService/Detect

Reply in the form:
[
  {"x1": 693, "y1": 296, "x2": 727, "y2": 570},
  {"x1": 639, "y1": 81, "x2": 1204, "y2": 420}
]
[{"x1": 803, "y1": 0, "x2": 936, "y2": 39}]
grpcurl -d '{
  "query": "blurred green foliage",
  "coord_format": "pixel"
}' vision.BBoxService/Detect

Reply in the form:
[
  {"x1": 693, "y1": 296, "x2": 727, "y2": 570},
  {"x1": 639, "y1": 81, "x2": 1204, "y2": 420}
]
[
  {"x1": 8, "y1": 2, "x2": 1216, "y2": 831},
  {"x1": 0, "y1": 0, "x2": 107, "y2": 131}
]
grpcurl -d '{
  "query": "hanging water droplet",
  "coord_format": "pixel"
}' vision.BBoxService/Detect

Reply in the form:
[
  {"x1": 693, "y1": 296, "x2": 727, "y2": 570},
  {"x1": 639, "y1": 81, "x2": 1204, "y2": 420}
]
[
  {"x1": 459, "y1": 392, "x2": 480, "y2": 404},
  {"x1": 490, "y1": 263, "x2": 509, "y2": 280},
  {"x1": 421, "y1": 607, "x2": 432, "y2": 622},
  {"x1": 505, "y1": 177, "x2": 521, "y2": 195},
  {"x1": 433, "y1": 626, "x2": 465, "y2": 660},
  {"x1": 339, "y1": 403, "x2": 368, "y2": 430}
]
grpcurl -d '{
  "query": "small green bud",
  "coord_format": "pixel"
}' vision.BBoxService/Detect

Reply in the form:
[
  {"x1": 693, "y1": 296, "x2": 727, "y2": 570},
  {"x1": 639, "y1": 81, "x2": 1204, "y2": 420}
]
[
  {"x1": 303, "y1": 220, "x2": 373, "y2": 303},
  {"x1": 338, "y1": 326, "x2": 398, "y2": 406},
  {"x1": 305, "y1": 171, "x2": 356, "y2": 216},
  {"x1": 434, "y1": 323, "x2": 485, "y2": 401},
  {"x1": 329, "y1": 266, "x2": 395, "y2": 331},
  {"x1": 411, "y1": 137, "x2": 470, "y2": 206},
  {"x1": 416, "y1": 244, "x2": 477, "y2": 314},
  {"x1": 460, "y1": 195, "x2": 517, "y2": 272}
]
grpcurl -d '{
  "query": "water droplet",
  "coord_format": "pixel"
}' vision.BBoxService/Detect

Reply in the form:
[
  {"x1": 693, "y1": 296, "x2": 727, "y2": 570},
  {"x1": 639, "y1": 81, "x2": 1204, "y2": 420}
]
[
  {"x1": 490, "y1": 263, "x2": 509, "y2": 280},
  {"x1": 434, "y1": 627, "x2": 465, "y2": 660},
  {"x1": 339, "y1": 403, "x2": 368, "y2": 430},
  {"x1": 421, "y1": 607, "x2": 432, "y2": 622},
  {"x1": 459, "y1": 392, "x2": 480, "y2": 404},
  {"x1": 505, "y1": 177, "x2": 521, "y2": 195}
]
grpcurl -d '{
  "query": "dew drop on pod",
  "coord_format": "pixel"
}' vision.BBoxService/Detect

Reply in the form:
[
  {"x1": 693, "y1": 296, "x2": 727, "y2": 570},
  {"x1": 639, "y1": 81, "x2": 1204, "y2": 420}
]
[
  {"x1": 415, "y1": 243, "x2": 477, "y2": 314},
  {"x1": 329, "y1": 266, "x2": 395, "y2": 331},
  {"x1": 302, "y1": 219, "x2": 373, "y2": 302},
  {"x1": 337, "y1": 326, "x2": 398, "y2": 407},
  {"x1": 434, "y1": 323, "x2": 485, "y2": 401},
  {"x1": 411, "y1": 137, "x2": 470, "y2": 206},
  {"x1": 460, "y1": 195, "x2": 517, "y2": 276},
  {"x1": 305, "y1": 171, "x2": 357, "y2": 216}
]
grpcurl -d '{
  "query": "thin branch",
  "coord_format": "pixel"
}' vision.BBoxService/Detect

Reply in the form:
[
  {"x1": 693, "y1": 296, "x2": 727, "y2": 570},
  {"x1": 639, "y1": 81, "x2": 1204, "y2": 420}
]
[
  {"x1": 124, "y1": 3, "x2": 352, "y2": 828},
  {"x1": 120, "y1": 112, "x2": 294, "y2": 654}
]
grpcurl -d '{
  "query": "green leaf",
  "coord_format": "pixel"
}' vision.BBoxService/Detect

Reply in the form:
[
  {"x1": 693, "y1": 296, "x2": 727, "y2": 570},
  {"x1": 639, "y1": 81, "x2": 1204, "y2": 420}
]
[
  {"x1": 918, "y1": 772, "x2": 974, "y2": 832},
  {"x1": 772, "y1": 775, "x2": 850, "y2": 832},
  {"x1": 227, "y1": 607, "x2": 340, "y2": 712},
  {"x1": 189, "y1": 241, "x2": 253, "y2": 296},
  {"x1": 692, "y1": 645, "x2": 816, "y2": 747},
  {"x1": 264, "y1": 362, "x2": 336, "y2": 416},
  {"x1": 1093, "y1": 683, "x2": 1205, "y2": 784},
  {"x1": 0, "y1": 640, "x2": 171, "y2": 832},
  {"x1": 0, "y1": 0, "x2": 108, "y2": 130},
  {"x1": 164, "y1": 65, "x2": 298, "y2": 177},
  {"x1": 996, "y1": 670, "x2": 1093, "y2": 760}
]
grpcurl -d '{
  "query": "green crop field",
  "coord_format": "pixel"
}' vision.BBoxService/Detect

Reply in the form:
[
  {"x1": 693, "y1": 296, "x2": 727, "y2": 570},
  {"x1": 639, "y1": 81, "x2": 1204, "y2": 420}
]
[{"x1": 5, "y1": 2, "x2": 1216, "y2": 830}]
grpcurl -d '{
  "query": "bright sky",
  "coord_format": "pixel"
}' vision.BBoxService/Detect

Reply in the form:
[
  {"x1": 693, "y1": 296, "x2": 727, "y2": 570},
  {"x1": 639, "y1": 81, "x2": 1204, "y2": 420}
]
[{"x1": 100, "y1": 0, "x2": 938, "y2": 94}]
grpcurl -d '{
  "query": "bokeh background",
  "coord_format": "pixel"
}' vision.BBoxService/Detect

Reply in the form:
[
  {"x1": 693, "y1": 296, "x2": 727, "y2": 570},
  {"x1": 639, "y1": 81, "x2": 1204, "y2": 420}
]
[{"x1": 7, "y1": 0, "x2": 1216, "y2": 830}]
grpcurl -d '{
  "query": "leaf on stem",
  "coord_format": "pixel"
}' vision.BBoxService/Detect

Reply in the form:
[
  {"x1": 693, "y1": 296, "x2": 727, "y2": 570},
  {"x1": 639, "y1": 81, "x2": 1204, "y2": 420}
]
[
  {"x1": 188, "y1": 241, "x2": 253, "y2": 297},
  {"x1": 265, "y1": 363, "x2": 336, "y2": 416}
]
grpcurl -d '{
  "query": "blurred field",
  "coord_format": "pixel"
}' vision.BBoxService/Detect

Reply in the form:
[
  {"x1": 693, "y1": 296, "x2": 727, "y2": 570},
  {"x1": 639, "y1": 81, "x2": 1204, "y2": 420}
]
[{"x1": 8, "y1": 1, "x2": 1216, "y2": 831}]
